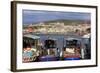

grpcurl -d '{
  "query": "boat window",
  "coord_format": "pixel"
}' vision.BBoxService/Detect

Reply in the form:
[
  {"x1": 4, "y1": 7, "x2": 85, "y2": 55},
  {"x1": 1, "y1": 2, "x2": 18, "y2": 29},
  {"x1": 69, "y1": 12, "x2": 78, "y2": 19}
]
[
  {"x1": 23, "y1": 37, "x2": 35, "y2": 47},
  {"x1": 44, "y1": 40, "x2": 56, "y2": 48}
]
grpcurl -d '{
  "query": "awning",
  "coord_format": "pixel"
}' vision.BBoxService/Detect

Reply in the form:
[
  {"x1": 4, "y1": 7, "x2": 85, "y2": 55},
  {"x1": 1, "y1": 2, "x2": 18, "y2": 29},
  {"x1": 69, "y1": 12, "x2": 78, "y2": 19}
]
[{"x1": 23, "y1": 34, "x2": 40, "y2": 39}]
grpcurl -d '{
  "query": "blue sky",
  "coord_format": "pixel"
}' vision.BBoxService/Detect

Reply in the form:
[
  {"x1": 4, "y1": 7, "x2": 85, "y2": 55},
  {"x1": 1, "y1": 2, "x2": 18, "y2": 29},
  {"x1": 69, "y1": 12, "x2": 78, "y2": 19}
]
[{"x1": 23, "y1": 10, "x2": 91, "y2": 24}]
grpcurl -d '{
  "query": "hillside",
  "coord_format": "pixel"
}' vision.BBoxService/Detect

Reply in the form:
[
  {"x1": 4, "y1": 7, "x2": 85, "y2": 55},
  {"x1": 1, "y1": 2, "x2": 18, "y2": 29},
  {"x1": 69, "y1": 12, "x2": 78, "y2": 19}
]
[{"x1": 43, "y1": 19, "x2": 90, "y2": 25}]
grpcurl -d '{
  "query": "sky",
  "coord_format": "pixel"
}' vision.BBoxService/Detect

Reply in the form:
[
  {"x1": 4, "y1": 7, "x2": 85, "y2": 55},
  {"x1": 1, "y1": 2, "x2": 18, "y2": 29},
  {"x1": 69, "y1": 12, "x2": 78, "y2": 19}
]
[{"x1": 22, "y1": 10, "x2": 91, "y2": 24}]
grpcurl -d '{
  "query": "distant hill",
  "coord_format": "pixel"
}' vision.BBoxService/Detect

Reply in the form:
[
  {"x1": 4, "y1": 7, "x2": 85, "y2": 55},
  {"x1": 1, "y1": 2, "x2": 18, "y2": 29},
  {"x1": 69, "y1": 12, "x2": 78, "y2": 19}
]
[
  {"x1": 43, "y1": 19, "x2": 90, "y2": 25},
  {"x1": 23, "y1": 19, "x2": 90, "y2": 27}
]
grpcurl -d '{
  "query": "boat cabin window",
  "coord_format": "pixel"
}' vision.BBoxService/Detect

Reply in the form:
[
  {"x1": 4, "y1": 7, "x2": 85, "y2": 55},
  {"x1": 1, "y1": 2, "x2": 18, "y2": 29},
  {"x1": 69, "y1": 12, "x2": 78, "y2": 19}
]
[
  {"x1": 23, "y1": 37, "x2": 35, "y2": 48},
  {"x1": 44, "y1": 39, "x2": 56, "y2": 48},
  {"x1": 65, "y1": 40, "x2": 78, "y2": 48}
]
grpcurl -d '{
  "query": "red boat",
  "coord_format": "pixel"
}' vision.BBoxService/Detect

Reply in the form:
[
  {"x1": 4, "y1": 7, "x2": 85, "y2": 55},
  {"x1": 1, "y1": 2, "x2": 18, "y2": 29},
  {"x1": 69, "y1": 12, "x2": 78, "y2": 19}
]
[{"x1": 62, "y1": 38, "x2": 82, "y2": 60}]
